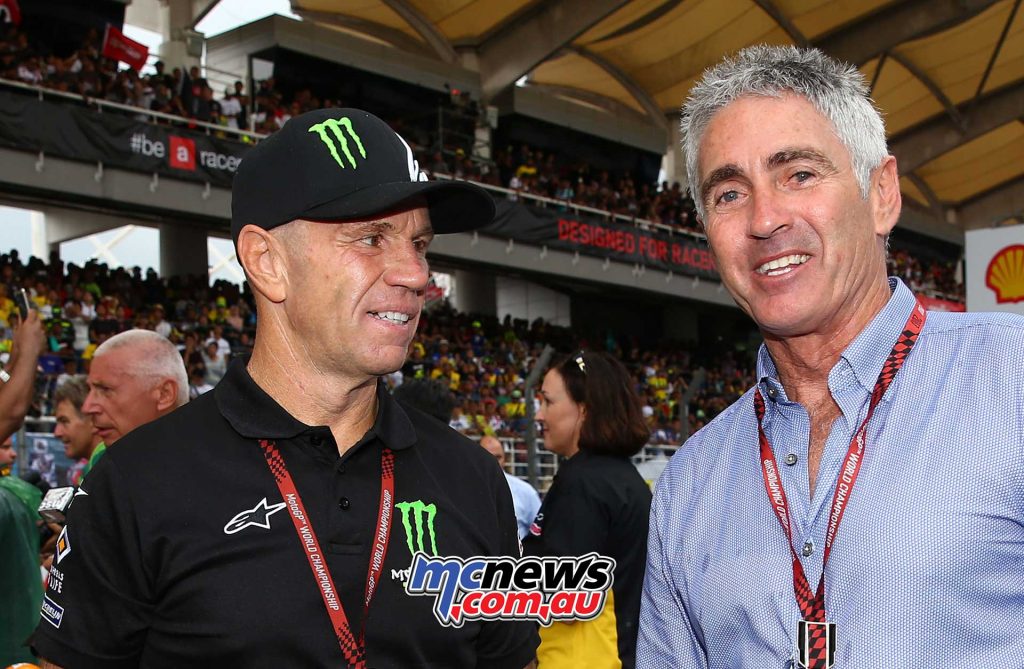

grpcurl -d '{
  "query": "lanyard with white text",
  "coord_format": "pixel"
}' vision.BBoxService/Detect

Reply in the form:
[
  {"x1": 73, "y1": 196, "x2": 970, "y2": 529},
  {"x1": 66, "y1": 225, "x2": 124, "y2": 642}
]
[
  {"x1": 753, "y1": 301, "x2": 926, "y2": 669},
  {"x1": 261, "y1": 439, "x2": 395, "y2": 669}
]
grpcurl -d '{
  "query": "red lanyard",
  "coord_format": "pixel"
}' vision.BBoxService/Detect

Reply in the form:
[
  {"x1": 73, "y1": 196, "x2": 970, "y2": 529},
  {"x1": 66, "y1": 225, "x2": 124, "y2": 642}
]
[
  {"x1": 754, "y1": 301, "x2": 926, "y2": 625},
  {"x1": 261, "y1": 439, "x2": 395, "y2": 669}
]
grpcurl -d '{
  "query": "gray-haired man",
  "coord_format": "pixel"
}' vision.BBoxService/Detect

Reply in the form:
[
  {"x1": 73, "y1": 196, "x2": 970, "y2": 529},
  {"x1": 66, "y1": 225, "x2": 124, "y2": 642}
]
[{"x1": 638, "y1": 45, "x2": 1024, "y2": 668}]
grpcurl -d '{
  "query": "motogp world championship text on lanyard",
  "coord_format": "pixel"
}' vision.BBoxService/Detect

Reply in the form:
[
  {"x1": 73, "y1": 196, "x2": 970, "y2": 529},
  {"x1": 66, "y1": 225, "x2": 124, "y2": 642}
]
[{"x1": 753, "y1": 302, "x2": 926, "y2": 669}]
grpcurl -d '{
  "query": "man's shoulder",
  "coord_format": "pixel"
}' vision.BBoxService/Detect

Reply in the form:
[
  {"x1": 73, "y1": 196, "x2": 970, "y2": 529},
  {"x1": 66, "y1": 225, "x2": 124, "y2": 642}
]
[
  {"x1": 102, "y1": 392, "x2": 230, "y2": 470},
  {"x1": 918, "y1": 310, "x2": 1024, "y2": 374},
  {"x1": 504, "y1": 471, "x2": 539, "y2": 498},
  {"x1": 401, "y1": 404, "x2": 503, "y2": 478},
  {"x1": 656, "y1": 388, "x2": 757, "y2": 495},
  {"x1": 922, "y1": 309, "x2": 1024, "y2": 340}
]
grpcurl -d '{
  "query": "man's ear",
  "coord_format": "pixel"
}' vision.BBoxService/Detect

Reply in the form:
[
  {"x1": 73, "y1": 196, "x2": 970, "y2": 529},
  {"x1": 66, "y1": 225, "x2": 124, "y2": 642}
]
[
  {"x1": 872, "y1": 155, "x2": 901, "y2": 237},
  {"x1": 237, "y1": 225, "x2": 288, "y2": 303},
  {"x1": 154, "y1": 378, "x2": 179, "y2": 412}
]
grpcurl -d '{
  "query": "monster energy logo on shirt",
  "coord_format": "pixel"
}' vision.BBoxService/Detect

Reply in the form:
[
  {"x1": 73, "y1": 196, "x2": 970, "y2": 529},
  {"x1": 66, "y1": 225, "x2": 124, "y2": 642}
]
[
  {"x1": 308, "y1": 118, "x2": 367, "y2": 169},
  {"x1": 396, "y1": 500, "x2": 438, "y2": 556}
]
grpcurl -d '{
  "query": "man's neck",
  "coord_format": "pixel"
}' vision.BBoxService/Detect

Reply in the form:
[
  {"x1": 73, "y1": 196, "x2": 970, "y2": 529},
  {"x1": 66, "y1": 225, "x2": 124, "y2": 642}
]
[
  {"x1": 763, "y1": 280, "x2": 892, "y2": 407},
  {"x1": 248, "y1": 343, "x2": 378, "y2": 455}
]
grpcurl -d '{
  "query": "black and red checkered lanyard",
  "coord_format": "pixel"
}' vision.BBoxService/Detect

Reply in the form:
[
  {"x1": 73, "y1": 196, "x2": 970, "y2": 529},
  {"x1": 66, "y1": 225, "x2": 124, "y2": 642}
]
[
  {"x1": 260, "y1": 439, "x2": 395, "y2": 669},
  {"x1": 753, "y1": 301, "x2": 926, "y2": 669}
]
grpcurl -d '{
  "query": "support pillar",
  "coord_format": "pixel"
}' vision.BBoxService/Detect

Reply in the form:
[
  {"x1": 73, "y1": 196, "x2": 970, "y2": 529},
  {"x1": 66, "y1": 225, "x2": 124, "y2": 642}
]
[
  {"x1": 160, "y1": 223, "x2": 209, "y2": 279},
  {"x1": 662, "y1": 119, "x2": 688, "y2": 191},
  {"x1": 157, "y1": 0, "x2": 203, "y2": 73},
  {"x1": 452, "y1": 269, "x2": 496, "y2": 316}
]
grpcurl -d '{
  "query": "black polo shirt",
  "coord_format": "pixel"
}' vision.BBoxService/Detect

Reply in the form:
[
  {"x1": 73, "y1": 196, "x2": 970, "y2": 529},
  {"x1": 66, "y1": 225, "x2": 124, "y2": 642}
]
[
  {"x1": 32, "y1": 359, "x2": 537, "y2": 668},
  {"x1": 522, "y1": 450, "x2": 651, "y2": 669}
]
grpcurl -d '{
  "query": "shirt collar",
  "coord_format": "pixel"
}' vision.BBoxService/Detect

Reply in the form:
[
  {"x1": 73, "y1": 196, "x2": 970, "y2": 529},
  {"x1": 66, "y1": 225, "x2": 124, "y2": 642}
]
[
  {"x1": 215, "y1": 356, "x2": 416, "y2": 450},
  {"x1": 756, "y1": 277, "x2": 918, "y2": 400}
]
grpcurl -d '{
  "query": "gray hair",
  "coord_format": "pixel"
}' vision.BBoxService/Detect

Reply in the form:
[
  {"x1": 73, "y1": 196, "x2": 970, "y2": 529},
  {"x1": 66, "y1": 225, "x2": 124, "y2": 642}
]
[
  {"x1": 93, "y1": 329, "x2": 189, "y2": 407},
  {"x1": 681, "y1": 45, "x2": 888, "y2": 220},
  {"x1": 53, "y1": 375, "x2": 90, "y2": 412}
]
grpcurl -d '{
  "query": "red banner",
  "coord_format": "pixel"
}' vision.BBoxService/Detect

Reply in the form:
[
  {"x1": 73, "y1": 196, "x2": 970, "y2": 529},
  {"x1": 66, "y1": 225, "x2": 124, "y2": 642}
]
[
  {"x1": 102, "y1": 25, "x2": 148, "y2": 72},
  {"x1": 0, "y1": 0, "x2": 21, "y2": 26}
]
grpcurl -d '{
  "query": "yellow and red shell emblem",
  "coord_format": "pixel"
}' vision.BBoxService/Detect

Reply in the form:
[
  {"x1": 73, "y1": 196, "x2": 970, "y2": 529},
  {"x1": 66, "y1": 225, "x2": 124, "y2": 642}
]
[{"x1": 985, "y1": 244, "x2": 1024, "y2": 304}]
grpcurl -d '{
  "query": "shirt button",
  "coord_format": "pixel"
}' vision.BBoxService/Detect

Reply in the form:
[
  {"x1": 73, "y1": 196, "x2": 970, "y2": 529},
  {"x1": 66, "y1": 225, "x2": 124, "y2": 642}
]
[
  {"x1": 802, "y1": 541, "x2": 814, "y2": 557},
  {"x1": 339, "y1": 497, "x2": 350, "y2": 510},
  {"x1": 310, "y1": 435, "x2": 323, "y2": 446},
  {"x1": 766, "y1": 387, "x2": 778, "y2": 399},
  {"x1": 785, "y1": 453, "x2": 798, "y2": 466}
]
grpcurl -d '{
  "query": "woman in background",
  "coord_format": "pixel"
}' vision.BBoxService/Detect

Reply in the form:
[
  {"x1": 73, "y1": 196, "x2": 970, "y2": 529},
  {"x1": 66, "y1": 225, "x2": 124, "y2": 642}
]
[{"x1": 523, "y1": 351, "x2": 652, "y2": 669}]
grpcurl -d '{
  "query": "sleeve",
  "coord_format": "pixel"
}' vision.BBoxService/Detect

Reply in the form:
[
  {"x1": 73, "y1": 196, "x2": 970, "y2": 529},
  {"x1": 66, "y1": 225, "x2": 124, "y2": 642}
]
[
  {"x1": 473, "y1": 464, "x2": 540, "y2": 669},
  {"x1": 30, "y1": 454, "x2": 154, "y2": 668},
  {"x1": 635, "y1": 475, "x2": 707, "y2": 669}
]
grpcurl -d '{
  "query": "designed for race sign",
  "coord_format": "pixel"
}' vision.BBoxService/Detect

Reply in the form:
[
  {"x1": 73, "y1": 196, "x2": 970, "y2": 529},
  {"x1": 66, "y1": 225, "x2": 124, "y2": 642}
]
[{"x1": 405, "y1": 552, "x2": 615, "y2": 627}]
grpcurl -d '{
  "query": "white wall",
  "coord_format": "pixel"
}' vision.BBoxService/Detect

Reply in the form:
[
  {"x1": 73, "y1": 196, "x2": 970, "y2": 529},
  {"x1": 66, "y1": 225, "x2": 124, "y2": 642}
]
[{"x1": 496, "y1": 276, "x2": 570, "y2": 327}]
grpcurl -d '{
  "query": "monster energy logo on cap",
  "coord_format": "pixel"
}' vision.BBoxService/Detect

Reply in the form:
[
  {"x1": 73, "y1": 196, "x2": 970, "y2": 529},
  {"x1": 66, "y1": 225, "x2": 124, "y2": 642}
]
[
  {"x1": 308, "y1": 117, "x2": 367, "y2": 169},
  {"x1": 396, "y1": 500, "x2": 438, "y2": 556}
]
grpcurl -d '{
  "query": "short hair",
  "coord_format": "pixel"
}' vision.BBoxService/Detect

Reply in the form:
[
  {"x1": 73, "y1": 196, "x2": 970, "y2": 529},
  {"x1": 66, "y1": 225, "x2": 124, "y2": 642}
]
[
  {"x1": 93, "y1": 329, "x2": 189, "y2": 407},
  {"x1": 392, "y1": 378, "x2": 456, "y2": 423},
  {"x1": 681, "y1": 45, "x2": 888, "y2": 220},
  {"x1": 552, "y1": 351, "x2": 649, "y2": 457},
  {"x1": 53, "y1": 375, "x2": 89, "y2": 413}
]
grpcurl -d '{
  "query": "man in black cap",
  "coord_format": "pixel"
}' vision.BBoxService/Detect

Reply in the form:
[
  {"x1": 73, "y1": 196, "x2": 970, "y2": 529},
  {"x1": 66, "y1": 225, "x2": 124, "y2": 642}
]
[{"x1": 33, "y1": 109, "x2": 538, "y2": 668}]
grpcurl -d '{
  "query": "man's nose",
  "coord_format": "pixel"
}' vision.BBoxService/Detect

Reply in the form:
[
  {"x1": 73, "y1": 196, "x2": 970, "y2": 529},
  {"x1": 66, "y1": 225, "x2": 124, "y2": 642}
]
[
  {"x1": 81, "y1": 391, "x2": 99, "y2": 416},
  {"x1": 383, "y1": 244, "x2": 430, "y2": 291},
  {"x1": 748, "y1": 188, "x2": 791, "y2": 239}
]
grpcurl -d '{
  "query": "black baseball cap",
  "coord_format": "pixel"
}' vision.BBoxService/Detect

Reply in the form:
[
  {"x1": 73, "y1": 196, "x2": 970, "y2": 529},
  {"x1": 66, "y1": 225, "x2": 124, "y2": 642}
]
[{"x1": 231, "y1": 108, "x2": 494, "y2": 242}]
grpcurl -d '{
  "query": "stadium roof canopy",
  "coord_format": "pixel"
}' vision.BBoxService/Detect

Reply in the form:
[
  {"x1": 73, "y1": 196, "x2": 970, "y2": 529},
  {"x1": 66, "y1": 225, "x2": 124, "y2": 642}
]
[{"x1": 287, "y1": 0, "x2": 1024, "y2": 232}]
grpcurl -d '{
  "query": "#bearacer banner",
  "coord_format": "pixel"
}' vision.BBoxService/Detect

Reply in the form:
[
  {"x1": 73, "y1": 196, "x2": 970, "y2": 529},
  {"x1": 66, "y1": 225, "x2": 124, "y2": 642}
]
[{"x1": 102, "y1": 25, "x2": 148, "y2": 72}]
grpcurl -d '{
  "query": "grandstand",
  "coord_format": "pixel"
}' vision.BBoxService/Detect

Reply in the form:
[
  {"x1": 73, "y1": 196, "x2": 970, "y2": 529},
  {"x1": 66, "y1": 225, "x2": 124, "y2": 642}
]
[{"x1": 3, "y1": 0, "x2": 1022, "y2": 492}]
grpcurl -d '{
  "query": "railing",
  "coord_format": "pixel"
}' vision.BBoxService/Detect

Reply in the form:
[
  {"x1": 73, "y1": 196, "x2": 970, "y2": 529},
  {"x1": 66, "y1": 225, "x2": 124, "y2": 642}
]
[
  {"x1": 0, "y1": 76, "x2": 266, "y2": 143},
  {"x1": 432, "y1": 172, "x2": 707, "y2": 242},
  {"x1": 12, "y1": 421, "x2": 677, "y2": 493},
  {"x1": 475, "y1": 435, "x2": 678, "y2": 494}
]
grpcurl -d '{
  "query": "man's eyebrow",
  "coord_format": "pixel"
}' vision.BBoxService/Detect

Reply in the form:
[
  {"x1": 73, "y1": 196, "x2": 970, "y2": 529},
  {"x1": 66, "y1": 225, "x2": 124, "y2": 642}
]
[
  {"x1": 346, "y1": 221, "x2": 393, "y2": 236},
  {"x1": 765, "y1": 148, "x2": 835, "y2": 172},
  {"x1": 412, "y1": 223, "x2": 435, "y2": 239},
  {"x1": 700, "y1": 164, "x2": 744, "y2": 205}
]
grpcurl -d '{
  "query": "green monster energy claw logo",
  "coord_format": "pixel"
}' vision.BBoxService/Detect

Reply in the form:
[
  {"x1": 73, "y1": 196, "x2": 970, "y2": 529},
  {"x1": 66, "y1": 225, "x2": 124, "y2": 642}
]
[
  {"x1": 396, "y1": 500, "x2": 438, "y2": 556},
  {"x1": 308, "y1": 118, "x2": 367, "y2": 169}
]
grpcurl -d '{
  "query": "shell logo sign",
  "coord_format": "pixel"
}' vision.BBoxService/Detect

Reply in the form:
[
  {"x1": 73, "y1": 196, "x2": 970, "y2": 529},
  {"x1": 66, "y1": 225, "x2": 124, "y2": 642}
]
[{"x1": 985, "y1": 244, "x2": 1024, "y2": 304}]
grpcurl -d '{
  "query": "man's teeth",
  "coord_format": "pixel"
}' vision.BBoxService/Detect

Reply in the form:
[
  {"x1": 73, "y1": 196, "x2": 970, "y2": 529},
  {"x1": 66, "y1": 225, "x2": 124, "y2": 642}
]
[
  {"x1": 757, "y1": 254, "x2": 810, "y2": 275},
  {"x1": 371, "y1": 311, "x2": 411, "y2": 323}
]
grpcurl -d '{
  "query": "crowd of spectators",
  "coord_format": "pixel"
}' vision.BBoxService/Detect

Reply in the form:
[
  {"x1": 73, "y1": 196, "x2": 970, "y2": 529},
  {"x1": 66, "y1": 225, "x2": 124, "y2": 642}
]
[
  {"x1": 1, "y1": 249, "x2": 752, "y2": 446},
  {"x1": 0, "y1": 249, "x2": 255, "y2": 416},
  {"x1": 0, "y1": 26, "x2": 252, "y2": 130},
  {"x1": 887, "y1": 248, "x2": 964, "y2": 301}
]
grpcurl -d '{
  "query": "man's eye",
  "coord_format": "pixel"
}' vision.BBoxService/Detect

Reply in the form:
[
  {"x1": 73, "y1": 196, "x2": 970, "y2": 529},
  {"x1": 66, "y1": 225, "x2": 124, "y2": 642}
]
[
  {"x1": 792, "y1": 171, "x2": 814, "y2": 183},
  {"x1": 359, "y1": 235, "x2": 383, "y2": 247},
  {"x1": 716, "y1": 190, "x2": 739, "y2": 205}
]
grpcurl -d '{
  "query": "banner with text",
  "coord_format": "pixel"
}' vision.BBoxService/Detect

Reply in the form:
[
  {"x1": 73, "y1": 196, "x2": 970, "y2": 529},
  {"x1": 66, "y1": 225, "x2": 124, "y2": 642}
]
[
  {"x1": 0, "y1": 89, "x2": 250, "y2": 188},
  {"x1": 484, "y1": 200, "x2": 719, "y2": 279}
]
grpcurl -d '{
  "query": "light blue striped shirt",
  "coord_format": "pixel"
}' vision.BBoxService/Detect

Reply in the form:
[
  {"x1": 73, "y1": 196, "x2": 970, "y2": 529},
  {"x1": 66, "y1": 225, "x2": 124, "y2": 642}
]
[{"x1": 638, "y1": 279, "x2": 1024, "y2": 668}]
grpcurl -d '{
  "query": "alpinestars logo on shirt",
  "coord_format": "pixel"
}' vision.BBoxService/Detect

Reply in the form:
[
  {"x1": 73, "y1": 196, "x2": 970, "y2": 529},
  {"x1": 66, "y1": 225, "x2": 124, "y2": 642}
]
[{"x1": 224, "y1": 497, "x2": 287, "y2": 535}]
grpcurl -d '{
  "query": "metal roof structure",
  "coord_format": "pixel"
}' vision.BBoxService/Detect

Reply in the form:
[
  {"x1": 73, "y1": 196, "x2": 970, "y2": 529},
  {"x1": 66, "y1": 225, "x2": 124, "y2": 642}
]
[{"x1": 287, "y1": 0, "x2": 1024, "y2": 234}]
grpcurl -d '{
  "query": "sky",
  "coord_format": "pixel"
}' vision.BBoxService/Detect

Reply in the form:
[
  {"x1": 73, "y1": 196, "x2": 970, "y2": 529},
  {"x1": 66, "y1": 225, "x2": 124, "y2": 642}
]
[{"x1": 1, "y1": 1, "x2": 296, "y2": 284}]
